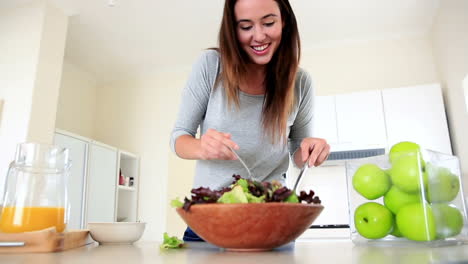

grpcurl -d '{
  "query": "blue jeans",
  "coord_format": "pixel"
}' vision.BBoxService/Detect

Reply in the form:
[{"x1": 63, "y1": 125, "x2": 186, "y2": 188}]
[{"x1": 183, "y1": 227, "x2": 205, "y2": 242}]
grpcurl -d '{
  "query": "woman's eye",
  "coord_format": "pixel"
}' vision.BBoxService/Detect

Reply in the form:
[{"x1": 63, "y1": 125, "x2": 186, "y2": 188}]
[
  {"x1": 264, "y1": 22, "x2": 275, "y2": 27},
  {"x1": 240, "y1": 25, "x2": 253, "y2": 31}
]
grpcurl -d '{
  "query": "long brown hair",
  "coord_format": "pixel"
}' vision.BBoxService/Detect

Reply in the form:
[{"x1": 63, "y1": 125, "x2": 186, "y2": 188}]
[{"x1": 217, "y1": 0, "x2": 301, "y2": 144}]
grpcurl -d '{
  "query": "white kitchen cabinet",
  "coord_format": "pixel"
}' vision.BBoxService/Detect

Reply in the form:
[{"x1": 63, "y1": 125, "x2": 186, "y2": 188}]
[
  {"x1": 314, "y1": 95, "x2": 338, "y2": 144},
  {"x1": 335, "y1": 90, "x2": 387, "y2": 148},
  {"x1": 86, "y1": 142, "x2": 118, "y2": 223},
  {"x1": 54, "y1": 130, "x2": 140, "y2": 226},
  {"x1": 116, "y1": 151, "x2": 140, "y2": 222},
  {"x1": 382, "y1": 84, "x2": 452, "y2": 154},
  {"x1": 314, "y1": 91, "x2": 387, "y2": 153},
  {"x1": 54, "y1": 131, "x2": 88, "y2": 229}
]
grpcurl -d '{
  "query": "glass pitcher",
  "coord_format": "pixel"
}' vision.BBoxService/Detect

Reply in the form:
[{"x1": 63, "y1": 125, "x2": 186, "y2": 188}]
[{"x1": 0, "y1": 143, "x2": 70, "y2": 233}]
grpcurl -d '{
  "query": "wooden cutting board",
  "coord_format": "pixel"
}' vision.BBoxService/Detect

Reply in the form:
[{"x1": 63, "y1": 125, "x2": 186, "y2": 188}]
[{"x1": 0, "y1": 227, "x2": 93, "y2": 253}]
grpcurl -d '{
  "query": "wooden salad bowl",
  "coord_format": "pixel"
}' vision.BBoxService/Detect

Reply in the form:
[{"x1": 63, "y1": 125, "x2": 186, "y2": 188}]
[{"x1": 176, "y1": 202, "x2": 324, "y2": 251}]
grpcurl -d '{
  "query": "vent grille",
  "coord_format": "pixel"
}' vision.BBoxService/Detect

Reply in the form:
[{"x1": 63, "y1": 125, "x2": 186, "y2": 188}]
[{"x1": 327, "y1": 148, "x2": 385, "y2": 161}]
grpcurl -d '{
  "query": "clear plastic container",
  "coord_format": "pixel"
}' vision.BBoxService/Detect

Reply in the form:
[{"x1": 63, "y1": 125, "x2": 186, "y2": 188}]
[
  {"x1": 0, "y1": 143, "x2": 70, "y2": 233},
  {"x1": 346, "y1": 148, "x2": 468, "y2": 246}
]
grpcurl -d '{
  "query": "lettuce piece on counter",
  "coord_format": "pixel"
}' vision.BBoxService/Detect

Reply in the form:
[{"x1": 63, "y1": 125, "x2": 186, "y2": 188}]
[
  {"x1": 217, "y1": 185, "x2": 248, "y2": 204},
  {"x1": 160, "y1": 232, "x2": 184, "y2": 249},
  {"x1": 170, "y1": 198, "x2": 184, "y2": 208}
]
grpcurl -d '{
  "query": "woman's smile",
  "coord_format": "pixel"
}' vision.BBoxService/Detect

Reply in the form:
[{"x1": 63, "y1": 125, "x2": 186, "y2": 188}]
[{"x1": 251, "y1": 43, "x2": 270, "y2": 55}]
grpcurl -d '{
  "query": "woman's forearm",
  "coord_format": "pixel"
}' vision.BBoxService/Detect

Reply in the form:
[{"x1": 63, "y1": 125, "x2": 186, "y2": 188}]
[{"x1": 174, "y1": 135, "x2": 202, "y2": 160}]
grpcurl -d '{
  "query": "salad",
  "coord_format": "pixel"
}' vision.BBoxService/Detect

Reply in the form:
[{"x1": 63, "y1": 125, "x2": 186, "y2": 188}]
[
  {"x1": 160, "y1": 232, "x2": 184, "y2": 249},
  {"x1": 172, "y1": 175, "x2": 321, "y2": 211}
]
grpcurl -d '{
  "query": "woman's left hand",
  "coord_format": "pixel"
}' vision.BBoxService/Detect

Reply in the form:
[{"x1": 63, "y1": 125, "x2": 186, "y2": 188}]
[{"x1": 295, "y1": 137, "x2": 330, "y2": 167}]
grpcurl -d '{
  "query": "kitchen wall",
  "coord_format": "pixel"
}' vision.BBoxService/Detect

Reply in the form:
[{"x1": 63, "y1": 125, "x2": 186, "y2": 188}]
[
  {"x1": 304, "y1": 34, "x2": 439, "y2": 95},
  {"x1": 26, "y1": 2, "x2": 68, "y2": 144},
  {"x1": 92, "y1": 69, "x2": 191, "y2": 241},
  {"x1": 56, "y1": 61, "x2": 98, "y2": 139},
  {"x1": 0, "y1": 1, "x2": 67, "y2": 200},
  {"x1": 166, "y1": 152, "x2": 196, "y2": 235},
  {"x1": 431, "y1": 0, "x2": 468, "y2": 190}
]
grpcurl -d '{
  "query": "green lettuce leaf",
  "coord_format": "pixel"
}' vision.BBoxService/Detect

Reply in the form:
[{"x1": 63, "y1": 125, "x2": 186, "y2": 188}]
[
  {"x1": 217, "y1": 185, "x2": 248, "y2": 204},
  {"x1": 236, "y1": 178, "x2": 249, "y2": 193},
  {"x1": 246, "y1": 192, "x2": 265, "y2": 203},
  {"x1": 160, "y1": 232, "x2": 184, "y2": 249},
  {"x1": 170, "y1": 198, "x2": 184, "y2": 208},
  {"x1": 285, "y1": 193, "x2": 299, "y2": 203}
]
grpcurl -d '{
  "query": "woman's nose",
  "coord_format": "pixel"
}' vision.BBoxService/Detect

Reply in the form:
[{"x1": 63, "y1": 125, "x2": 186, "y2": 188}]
[{"x1": 253, "y1": 27, "x2": 267, "y2": 42}]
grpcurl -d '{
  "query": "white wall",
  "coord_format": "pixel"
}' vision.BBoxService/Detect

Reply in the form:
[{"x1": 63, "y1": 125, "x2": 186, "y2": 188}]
[
  {"x1": 304, "y1": 34, "x2": 439, "y2": 95},
  {"x1": 56, "y1": 60, "x2": 98, "y2": 138},
  {"x1": 0, "y1": 5, "x2": 40, "y2": 182},
  {"x1": 92, "y1": 68, "x2": 191, "y2": 241},
  {"x1": 166, "y1": 152, "x2": 195, "y2": 236},
  {"x1": 0, "y1": 1, "x2": 68, "y2": 200},
  {"x1": 27, "y1": 2, "x2": 68, "y2": 144},
  {"x1": 431, "y1": 0, "x2": 468, "y2": 191}
]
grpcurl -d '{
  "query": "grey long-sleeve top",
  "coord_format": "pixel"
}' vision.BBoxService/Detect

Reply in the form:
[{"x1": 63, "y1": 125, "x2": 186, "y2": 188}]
[{"x1": 170, "y1": 50, "x2": 315, "y2": 189}]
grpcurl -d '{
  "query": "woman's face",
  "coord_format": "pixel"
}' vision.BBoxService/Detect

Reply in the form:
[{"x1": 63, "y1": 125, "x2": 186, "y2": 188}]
[{"x1": 234, "y1": 0, "x2": 283, "y2": 66}]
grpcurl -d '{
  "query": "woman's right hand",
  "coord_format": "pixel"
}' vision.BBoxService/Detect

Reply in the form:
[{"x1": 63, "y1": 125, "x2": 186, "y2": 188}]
[{"x1": 199, "y1": 129, "x2": 239, "y2": 160}]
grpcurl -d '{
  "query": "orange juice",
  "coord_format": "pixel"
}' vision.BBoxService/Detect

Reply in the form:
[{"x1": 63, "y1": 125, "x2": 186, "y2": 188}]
[{"x1": 0, "y1": 207, "x2": 66, "y2": 233}]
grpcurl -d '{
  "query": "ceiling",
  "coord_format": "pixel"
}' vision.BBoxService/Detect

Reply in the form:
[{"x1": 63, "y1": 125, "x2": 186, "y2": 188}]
[{"x1": 1, "y1": 0, "x2": 440, "y2": 83}]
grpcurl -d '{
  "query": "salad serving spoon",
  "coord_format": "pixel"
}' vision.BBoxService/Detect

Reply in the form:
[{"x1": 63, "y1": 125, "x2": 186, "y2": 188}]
[
  {"x1": 229, "y1": 147, "x2": 253, "y2": 180},
  {"x1": 292, "y1": 155, "x2": 314, "y2": 194}
]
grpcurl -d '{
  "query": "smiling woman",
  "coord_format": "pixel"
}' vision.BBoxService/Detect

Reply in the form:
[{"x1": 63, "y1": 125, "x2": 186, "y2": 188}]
[
  {"x1": 171, "y1": 0, "x2": 330, "y2": 194},
  {"x1": 170, "y1": 0, "x2": 330, "y2": 242}
]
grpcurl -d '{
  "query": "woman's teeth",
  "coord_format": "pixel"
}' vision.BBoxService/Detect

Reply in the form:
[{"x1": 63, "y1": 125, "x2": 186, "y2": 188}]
[{"x1": 252, "y1": 44, "x2": 269, "y2": 51}]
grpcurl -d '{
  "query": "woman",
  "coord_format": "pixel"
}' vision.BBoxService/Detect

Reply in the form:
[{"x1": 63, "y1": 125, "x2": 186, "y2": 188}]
[{"x1": 170, "y1": 0, "x2": 330, "y2": 241}]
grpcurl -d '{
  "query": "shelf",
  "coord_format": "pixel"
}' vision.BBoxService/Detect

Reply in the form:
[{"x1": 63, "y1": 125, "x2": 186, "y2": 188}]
[
  {"x1": 117, "y1": 150, "x2": 139, "y2": 223},
  {"x1": 118, "y1": 185, "x2": 136, "y2": 192}
]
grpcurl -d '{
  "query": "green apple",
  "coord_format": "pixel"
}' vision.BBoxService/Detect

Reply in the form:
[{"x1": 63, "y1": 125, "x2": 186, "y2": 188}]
[
  {"x1": 432, "y1": 203, "x2": 464, "y2": 238},
  {"x1": 354, "y1": 202, "x2": 394, "y2": 239},
  {"x1": 384, "y1": 186, "x2": 421, "y2": 214},
  {"x1": 396, "y1": 202, "x2": 436, "y2": 241},
  {"x1": 390, "y1": 219, "x2": 403, "y2": 237},
  {"x1": 425, "y1": 163, "x2": 460, "y2": 203},
  {"x1": 353, "y1": 164, "x2": 391, "y2": 200},
  {"x1": 389, "y1": 141, "x2": 425, "y2": 166},
  {"x1": 389, "y1": 155, "x2": 427, "y2": 193}
]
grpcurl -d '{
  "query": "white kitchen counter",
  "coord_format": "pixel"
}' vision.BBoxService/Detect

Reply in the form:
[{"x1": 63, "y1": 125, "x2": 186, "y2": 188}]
[{"x1": 2, "y1": 238, "x2": 468, "y2": 264}]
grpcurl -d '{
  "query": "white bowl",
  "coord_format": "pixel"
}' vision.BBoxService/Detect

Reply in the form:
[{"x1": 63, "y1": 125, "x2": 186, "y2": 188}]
[{"x1": 88, "y1": 222, "x2": 146, "y2": 245}]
